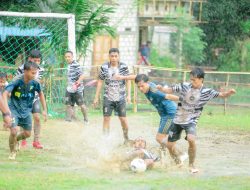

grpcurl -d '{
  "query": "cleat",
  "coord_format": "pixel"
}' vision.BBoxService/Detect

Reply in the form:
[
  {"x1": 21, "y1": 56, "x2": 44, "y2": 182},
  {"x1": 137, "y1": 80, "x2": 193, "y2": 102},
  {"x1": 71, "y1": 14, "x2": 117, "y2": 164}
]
[
  {"x1": 32, "y1": 141, "x2": 44, "y2": 149},
  {"x1": 8, "y1": 152, "x2": 16, "y2": 160}
]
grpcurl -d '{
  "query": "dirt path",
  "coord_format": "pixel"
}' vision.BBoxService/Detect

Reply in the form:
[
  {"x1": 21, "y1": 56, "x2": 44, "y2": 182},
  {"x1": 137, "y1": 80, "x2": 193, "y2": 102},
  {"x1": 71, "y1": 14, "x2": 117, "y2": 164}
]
[{"x1": 35, "y1": 115, "x2": 250, "y2": 177}]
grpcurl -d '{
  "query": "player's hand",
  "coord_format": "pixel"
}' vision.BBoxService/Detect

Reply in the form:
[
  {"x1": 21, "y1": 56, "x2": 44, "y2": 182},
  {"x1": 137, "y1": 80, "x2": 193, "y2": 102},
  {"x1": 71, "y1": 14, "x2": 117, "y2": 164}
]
[
  {"x1": 229, "y1": 89, "x2": 236, "y2": 95},
  {"x1": 93, "y1": 97, "x2": 99, "y2": 108},
  {"x1": 113, "y1": 74, "x2": 125, "y2": 80},
  {"x1": 42, "y1": 111, "x2": 48, "y2": 122},
  {"x1": 156, "y1": 84, "x2": 164, "y2": 91},
  {"x1": 3, "y1": 115, "x2": 12, "y2": 129},
  {"x1": 126, "y1": 96, "x2": 131, "y2": 104}
]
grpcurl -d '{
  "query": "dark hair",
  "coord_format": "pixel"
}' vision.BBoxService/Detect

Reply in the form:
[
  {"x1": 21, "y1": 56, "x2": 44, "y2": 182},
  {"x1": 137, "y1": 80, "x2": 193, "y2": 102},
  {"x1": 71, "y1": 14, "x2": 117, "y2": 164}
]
[
  {"x1": 65, "y1": 50, "x2": 73, "y2": 55},
  {"x1": 0, "y1": 72, "x2": 7, "y2": 78},
  {"x1": 29, "y1": 49, "x2": 42, "y2": 59},
  {"x1": 109, "y1": 48, "x2": 119, "y2": 54},
  {"x1": 190, "y1": 67, "x2": 205, "y2": 79},
  {"x1": 24, "y1": 61, "x2": 39, "y2": 71},
  {"x1": 135, "y1": 74, "x2": 149, "y2": 84}
]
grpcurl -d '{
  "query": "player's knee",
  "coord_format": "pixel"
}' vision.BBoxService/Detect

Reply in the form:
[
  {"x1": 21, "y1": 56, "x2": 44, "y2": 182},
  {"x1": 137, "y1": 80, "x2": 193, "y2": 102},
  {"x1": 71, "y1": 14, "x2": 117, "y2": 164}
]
[
  {"x1": 166, "y1": 141, "x2": 174, "y2": 150},
  {"x1": 24, "y1": 131, "x2": 31, "y2": 138},
  {"x1": 10, "y1": 128, "x2": 17, "y2": 136},
  {"x1": 119, "y1": 117, "x2": 127, "y2": 123},
  {"x1": 187, "y1": 135, "x2": 196, "y2": 145},
  {"x1": 104, "y1": 116, "x2": 110, "y2": 122},
  {"x1": 33, "y1": 115, "x2": 40, "y2": 123}
]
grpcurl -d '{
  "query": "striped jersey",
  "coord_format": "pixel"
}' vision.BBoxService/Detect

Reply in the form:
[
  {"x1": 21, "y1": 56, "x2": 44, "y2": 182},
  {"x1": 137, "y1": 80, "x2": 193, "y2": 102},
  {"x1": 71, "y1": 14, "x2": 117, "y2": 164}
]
[
  {"x1": 66, "y1": 60, "x2": 84, "y2": 93},
  {"x1": 16, "y1": 63, "x2": 44, "y2": 81},
  {"x1": 99, "y1": 62, "x2": 129, "y2": 101},
  {"x1": 172, "y1": 82, "x2": 219, "y2": 125}
]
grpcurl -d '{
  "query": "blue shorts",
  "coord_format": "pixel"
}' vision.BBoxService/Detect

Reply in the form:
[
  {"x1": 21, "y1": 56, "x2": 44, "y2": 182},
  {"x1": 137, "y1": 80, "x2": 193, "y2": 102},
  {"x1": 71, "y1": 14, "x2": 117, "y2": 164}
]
[
  {"x1": 158, "y1": 115, "x2": 174, "y2": 134},
  {"x1": 11, "y1": 114, "x2": 32, "y2": 131}
]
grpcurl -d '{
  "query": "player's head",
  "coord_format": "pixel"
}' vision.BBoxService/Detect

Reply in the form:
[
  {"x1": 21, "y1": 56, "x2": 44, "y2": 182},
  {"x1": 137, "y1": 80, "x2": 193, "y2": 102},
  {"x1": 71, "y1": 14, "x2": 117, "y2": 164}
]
[
  {"x1": 135, "y1": 74, "x2": 150, "y2": 94},
  {"x1": 109, "y1": 48, "x2": 120, "y2": 65},
  {"x1": 28, "y1": 49, "x2": 42, "y2": 65},
  {"x1": 0, "y1": 72, "x2": 7, "y2": 88},
  {"x1": 134, "y1": 136, "x2": 146, "y2": 149},
  {"x1": 24, "y1": 61, "x2": 39, "y2": 80},
  {"x1": 65, "y1": 51, "x2": 74, "y2": 64},
  {"x1": 190, "y1": 67, "x2": 205, "y2": 89}
]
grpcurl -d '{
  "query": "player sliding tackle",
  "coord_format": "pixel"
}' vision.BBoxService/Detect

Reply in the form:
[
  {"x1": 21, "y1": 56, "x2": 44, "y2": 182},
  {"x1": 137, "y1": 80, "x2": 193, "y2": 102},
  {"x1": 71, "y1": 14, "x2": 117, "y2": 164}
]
[
  {"x1": 114, "y1": 73, "x2": 188, "y2": 165},
  {"x1": 114, "y1": 68, "x2": 236, "y2": 173}
]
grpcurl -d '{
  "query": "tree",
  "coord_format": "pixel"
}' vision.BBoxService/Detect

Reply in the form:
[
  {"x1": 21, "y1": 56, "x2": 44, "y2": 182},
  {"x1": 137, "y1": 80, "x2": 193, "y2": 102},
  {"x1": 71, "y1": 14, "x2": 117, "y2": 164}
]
[
  {"x1": 168, "y1": 9, "x2": 207, "y2": 68},
  {"x1": 201, "y1": 0, "x2": 250, "y2": 68}
]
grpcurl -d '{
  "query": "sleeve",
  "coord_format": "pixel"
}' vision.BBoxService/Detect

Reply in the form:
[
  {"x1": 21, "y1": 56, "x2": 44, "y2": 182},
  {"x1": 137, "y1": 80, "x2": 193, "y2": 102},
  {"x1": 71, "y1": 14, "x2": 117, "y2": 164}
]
[
  {"x1": 15, "y1": 64, "x2": 24, "y2": 76},
  {"x1": 149, "y1": 86, "x2": 166, "y2": 100},
  {"x1": 5, "y1": 80, "x2": 19, "y2": 93},
  {"x1": 35, "y1": 82, "x2": 42, "y2": 93},
  {"x1": 120, "y1": 65, "x2": 129, "y2": 76},
  {"x1": 171, "y1": 83, "x2": 186, "y2": 93},
  {"x1": 98, "y1": 66, "x2": 106, "y2": 80},
  {"x1": 207, "y1": 88, "x2": 220, "y2": 100}
]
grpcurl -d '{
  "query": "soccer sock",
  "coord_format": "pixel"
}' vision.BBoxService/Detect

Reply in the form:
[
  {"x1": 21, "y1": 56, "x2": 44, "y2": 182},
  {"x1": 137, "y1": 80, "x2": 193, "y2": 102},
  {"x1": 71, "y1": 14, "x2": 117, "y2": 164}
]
[
  {"x1": 33, "y1": 123, "x2": 41, "y2": 142},
  {"x1": 17, "y1": 133, "x2": 26, "y2": 141}
]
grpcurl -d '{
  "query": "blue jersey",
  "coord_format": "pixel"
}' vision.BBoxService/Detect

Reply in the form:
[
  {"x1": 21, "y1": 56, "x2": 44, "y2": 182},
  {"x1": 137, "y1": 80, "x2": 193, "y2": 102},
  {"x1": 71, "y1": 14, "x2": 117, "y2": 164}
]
[
  {"x1": 5, "y1": 77, "x2": 41, "y2": 118},
  {"x1": 145, "y1": 82, "x2": 177, "y2": 117}
]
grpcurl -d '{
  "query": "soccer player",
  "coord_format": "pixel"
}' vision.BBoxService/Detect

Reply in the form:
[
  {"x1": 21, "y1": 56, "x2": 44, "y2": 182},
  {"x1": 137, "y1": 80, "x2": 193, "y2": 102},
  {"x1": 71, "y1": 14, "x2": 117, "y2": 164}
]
[
  {"x1": 15, "y1": 49, "x2": 45, "y2": 149},
  {"x1": 2, "y1": 61, "x2": 47, "y2": 160},
  {"x1": 64, "y1": 51, "x2": 88, "y2": 124},
  {"x1": 157, "y1": 67, "x2": 236, "y2": 173},
  {"x1": 93, "y1": 48, "x2": 131, "y2": 144}
]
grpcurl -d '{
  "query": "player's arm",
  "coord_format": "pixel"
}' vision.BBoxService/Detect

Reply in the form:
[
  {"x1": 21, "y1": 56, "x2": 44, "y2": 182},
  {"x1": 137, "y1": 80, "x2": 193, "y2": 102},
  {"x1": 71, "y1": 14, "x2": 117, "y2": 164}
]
[
  {"x1": 165, "y1": 94, "x2": 181, "y2": 101},
  {"x1": 156, "y1": 85, "x2": 173, "y2": 94},
  {"x1": 38, "y1": 91, "x2": 48, "y2": 122},
  {"x1": 2, "y1": 90, "x2": 12, "y2": 128},
  {"x1": 113, "y1": 74, "x2": 136, "y2": 80},
  {"x1": 93, "y1": 79, "x2": 103, "y2": 106},
  {"x1": 218, "y1": 89, "x2": 236, "y2": 98},
  {"x1": 76, "y1": 74, "x2": 85, "y2": 85}
]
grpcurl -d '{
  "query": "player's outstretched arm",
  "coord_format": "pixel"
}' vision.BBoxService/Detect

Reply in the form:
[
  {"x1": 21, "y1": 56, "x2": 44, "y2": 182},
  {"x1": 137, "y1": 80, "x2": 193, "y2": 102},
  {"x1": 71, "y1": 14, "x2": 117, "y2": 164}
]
[
  {"x1": 156, "y1": 85, "x2": 173, "y2": 94},
  {"x1": 1, "y1": 91, "x2": 12, "y2": 128},
  {"x1": 39, "y1": 92, "x2": 48, "y2": 122},
  {"x1": 218, "y1": 89, "x2": 236, "y2": 98},
  {"x1": 165, "y1": 94, "x2": 181, "y2": 101},
  {"x1": 113, "y1": 74, "x2": 136, "y2": 80}
]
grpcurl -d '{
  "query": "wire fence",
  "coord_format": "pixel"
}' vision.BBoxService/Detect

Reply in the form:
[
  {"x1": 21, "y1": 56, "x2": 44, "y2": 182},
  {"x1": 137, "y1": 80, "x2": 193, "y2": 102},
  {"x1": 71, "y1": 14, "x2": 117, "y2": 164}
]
[{"x1": 1, "y1": 65, "x2": 249, "y2": 118}]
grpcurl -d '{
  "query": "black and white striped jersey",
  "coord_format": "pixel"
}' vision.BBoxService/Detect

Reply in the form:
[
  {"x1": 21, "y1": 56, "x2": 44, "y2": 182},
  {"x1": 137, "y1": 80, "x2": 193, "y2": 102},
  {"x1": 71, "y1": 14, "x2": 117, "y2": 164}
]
[
  {"x1": 16, "y1": 63, "x2": 44, "y2": 81},
  {"x1": 66, "y1": 60, "x2": 84, "y2": 93},
  {"x1": 172, "y1": 82, "x2": 219, "y2": 125},
  {"x1": 99, "y1": 62, "x2": 129, "y2": 101}
]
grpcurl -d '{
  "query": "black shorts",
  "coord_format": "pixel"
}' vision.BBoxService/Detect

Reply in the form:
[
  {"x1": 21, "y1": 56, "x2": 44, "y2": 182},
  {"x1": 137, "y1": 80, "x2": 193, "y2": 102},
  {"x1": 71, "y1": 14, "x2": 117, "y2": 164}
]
[
  {"x1": 103, "y1": 98, "x2": 126, "y2": 117},
  {"x1": 32, "y1": 99, "x2": 41, "y2": 113},
  {"x1": 167, "y1": 123, "x2": 196, "y2": 142},
  {"x1": 65, "y1": 91, "x2": 84, "y2": 106}
]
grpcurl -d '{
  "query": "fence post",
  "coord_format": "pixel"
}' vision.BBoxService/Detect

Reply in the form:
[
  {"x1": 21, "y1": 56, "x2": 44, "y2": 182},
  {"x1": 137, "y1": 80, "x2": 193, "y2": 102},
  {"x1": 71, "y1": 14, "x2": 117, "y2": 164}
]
[
  {"x1": 182, "y1": 71, "x2": 187, "y2": 82},
  {"x1": 133, "y1": 66, "x2": 138, "y2": 113},
  {"x1": 224, "y1": 73, "x2": 230, "y2": 115}
]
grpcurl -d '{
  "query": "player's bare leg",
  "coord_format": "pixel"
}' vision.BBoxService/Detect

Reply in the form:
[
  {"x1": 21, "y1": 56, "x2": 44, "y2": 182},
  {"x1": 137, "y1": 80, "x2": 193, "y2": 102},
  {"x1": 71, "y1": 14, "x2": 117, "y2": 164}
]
[
  {"x1": 166, "y1": 141, "x2": 184, "y2": 165},
  {"x1": 103, "y1": 116, "x2": 110, "y2": 136},
  {"x1": 118, "y1": 116, "x2": 130, "y2": 144},
  {"x1": 33, "y1": 113, "x2": 43, "y2": 149},
  {"x1": 187, "y1": 134, "x2": 198, "y2": 173},
  {"x1": 9, "y1": 127, "x2": 18, "y2": 160},
  {"x1": 65, "y1": 105, "x2": 73, "y2": 121},
  {"x1": 80, "y1": 104, "x2": 89, "y2": 124}
]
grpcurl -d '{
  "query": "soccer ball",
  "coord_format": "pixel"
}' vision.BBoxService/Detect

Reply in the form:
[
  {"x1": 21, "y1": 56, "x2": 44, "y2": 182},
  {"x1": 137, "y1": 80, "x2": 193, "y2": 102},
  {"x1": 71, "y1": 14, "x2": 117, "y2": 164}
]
[{"x1": 130, "y1": 158, "x2": 147, "y2": 173}]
